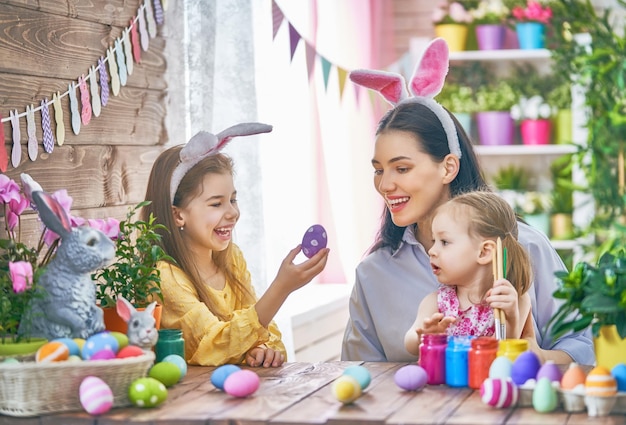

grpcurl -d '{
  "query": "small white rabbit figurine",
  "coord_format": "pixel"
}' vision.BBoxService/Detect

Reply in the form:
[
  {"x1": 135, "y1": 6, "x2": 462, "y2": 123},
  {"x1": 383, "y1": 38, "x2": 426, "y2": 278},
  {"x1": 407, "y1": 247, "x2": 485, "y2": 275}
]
[{"x1": 116, "y1": 296, "x2": 159, "y2": 351}]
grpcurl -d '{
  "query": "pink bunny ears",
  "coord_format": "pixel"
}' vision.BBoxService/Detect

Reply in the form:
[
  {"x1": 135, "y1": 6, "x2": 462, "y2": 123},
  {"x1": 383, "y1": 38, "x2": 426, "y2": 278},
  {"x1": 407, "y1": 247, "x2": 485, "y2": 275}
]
[
  {"x1": 349, "y1": 38, "x2": 461, "y2": 159},
  {"x1": 170, "y1": 122, "x2": 273, "y2": 201}
]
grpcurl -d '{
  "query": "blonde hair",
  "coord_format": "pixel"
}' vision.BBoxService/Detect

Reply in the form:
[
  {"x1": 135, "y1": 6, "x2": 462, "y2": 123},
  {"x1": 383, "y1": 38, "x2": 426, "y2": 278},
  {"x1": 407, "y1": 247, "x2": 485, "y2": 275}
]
[{"x1": 437, "y1": 190, "x2": 532, "y2": 296}]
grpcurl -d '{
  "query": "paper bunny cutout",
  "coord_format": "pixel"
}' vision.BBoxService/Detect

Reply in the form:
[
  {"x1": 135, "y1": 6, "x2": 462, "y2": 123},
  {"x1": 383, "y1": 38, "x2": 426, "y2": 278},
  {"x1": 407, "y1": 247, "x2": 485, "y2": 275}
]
[
  {"x1": 169, "y1": 122, "x2": 273, "y2": 200},
  {"x1": 19, "y1": 187, "x2": 116, "y2": 340},
  {"x1": 349, "y1": 38, "x2": 461, "y2": 158}
]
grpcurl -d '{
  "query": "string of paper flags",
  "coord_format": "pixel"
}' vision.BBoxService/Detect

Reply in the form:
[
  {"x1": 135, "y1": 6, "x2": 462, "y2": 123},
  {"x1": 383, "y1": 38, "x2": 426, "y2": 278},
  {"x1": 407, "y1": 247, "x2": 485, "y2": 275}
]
[{"x1": 0, "y1": 0, "x2": 168, "y2": 172}]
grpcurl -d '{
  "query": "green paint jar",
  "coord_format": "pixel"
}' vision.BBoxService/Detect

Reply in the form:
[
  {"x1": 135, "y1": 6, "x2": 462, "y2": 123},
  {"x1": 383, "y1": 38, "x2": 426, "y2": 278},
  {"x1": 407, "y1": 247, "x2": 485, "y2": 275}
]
[{"x1": 155, "y1": 328, "x2": 185, "y2": 362}]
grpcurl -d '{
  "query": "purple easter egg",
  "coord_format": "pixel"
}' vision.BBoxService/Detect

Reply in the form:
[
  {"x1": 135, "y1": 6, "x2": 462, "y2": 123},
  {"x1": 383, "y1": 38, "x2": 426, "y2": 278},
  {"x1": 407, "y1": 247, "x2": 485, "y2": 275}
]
[
  {"x1": 394, "y1": 364, "x2": 428, "y2": 391},
  {"x1": 301, "y1": 224, "x2": 328, "y2": 258}
]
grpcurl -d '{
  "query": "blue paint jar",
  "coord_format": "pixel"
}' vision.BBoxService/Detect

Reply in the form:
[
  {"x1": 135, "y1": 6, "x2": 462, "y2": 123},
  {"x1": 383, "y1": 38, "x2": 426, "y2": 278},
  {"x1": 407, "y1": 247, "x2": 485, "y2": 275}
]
[{"x1": 445, "y1": 335, "x2": 473, "y2": 387}]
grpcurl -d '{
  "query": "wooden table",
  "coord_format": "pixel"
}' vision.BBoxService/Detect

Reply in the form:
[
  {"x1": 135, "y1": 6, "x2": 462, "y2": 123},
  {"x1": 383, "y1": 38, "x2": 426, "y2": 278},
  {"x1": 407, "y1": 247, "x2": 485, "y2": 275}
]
[{"x1": 1, "y1": 362, "x2": 624, "y2": 424}]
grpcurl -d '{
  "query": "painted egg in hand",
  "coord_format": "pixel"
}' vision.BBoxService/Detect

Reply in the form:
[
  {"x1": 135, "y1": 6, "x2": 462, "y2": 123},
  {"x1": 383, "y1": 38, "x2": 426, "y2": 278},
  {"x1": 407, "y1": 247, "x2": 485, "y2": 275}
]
[
  {"x1": 301, "y1": 224, "x2": 327, "y2": 258},
  {"x1": 480, "y1": 377, "x2": 519, "y2": 408},
  {"x1": 79, "y1": 376, "x2": 114, "y2": 415},
  {"x1": 223, "y1": 369, "x2": 260, "y2": 398}
]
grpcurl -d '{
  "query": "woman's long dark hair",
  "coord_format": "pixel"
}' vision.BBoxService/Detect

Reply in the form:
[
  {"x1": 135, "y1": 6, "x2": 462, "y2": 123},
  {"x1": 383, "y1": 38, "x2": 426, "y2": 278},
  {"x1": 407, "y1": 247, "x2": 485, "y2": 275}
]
[{"x1": 369, "y1": 102, "x2": 488, "y2": 253}]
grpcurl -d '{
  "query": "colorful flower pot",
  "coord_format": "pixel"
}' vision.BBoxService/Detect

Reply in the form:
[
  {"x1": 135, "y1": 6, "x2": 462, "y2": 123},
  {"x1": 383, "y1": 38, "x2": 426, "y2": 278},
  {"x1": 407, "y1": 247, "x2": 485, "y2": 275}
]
[
  {"x1": 434, "y1": 24, "x2": 468, "y2": 52},
  {"x1": 515, "y1": 22, "x2": 546, "y2": 49},
  {"x1": 453, "y1": 112, "x2": 472, "y2": 137},
  {"x1": 476, "y1": 111, "x2": 514, "y2": 146},
  {"x1": 524, "y1": 213, "x2": 550, "y2": 236},
  {"x1": 475, "y1": 24, "x2": 506, "y2": 50},
  {"x1": 594, "y1": 325, "x2": 626, "y2": 370},
  {"x1": 555, "y1": 109, "x2": 573, "y2": 144},
  {"x1": 521, "y1": 119, "x2": 551, "y2": 145}
]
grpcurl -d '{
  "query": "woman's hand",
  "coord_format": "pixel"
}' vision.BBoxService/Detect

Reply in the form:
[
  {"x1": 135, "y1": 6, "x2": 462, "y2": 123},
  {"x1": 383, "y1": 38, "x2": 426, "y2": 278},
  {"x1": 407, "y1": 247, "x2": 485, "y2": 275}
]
[{"x1": 245, "y1": 345, "x2": 285, "y2": 367}]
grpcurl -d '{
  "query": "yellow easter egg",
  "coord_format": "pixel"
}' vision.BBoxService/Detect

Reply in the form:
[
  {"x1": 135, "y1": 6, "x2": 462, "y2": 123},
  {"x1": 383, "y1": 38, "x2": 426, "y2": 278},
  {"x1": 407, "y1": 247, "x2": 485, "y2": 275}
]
[
  {"x1": 585, "y1": 366, "x2": 617, "y2": 397},
  {"x1": 332, "y1": 375, "x2": 362, "y2": 404},
  {"x1": 73, "y1": 338, "x2": 86, "y2": 353}
]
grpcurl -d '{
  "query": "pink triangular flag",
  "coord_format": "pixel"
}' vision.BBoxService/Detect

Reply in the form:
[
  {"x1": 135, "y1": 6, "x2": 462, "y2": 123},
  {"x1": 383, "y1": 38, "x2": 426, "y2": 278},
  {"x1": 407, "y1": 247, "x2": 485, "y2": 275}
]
[
  {"x1": 305, "y1": 42, "x2": 316, "y2": 81},
  {"x1": 272, "y1": 0, "x2": 284, "y2": 40},
  {"x1": 288, "y1": 23, "x2": 301, "y2": 62}
]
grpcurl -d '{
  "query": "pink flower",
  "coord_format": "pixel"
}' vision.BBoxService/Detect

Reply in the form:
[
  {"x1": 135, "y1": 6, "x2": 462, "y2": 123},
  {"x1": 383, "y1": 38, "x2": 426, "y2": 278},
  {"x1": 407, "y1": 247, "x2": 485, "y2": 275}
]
[
  {"x1": 0, "y1": 174, "x2": 21, "y2": 204},
  {"x1": 6, "y1": 195, "x2": 28, "y2": 231},
  {"x1": 88, "y1": 217, "x2": 121, "y2": 240},
  {"x1": 9, "y1": 261, "x2": 33, "y2": 293},
  {"x1": 449, "y1": 2, "x2": 472, "y2": 23},
  {"x1": 512, "y1": 1, "x2": 552, "y2": 24}
]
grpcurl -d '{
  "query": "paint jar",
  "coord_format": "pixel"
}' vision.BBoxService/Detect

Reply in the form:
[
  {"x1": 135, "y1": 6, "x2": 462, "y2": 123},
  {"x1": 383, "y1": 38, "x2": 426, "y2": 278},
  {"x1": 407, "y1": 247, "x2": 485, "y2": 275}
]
[
  {"x1": 419, "y1": 333, "x2": 447, "y2": 385},
  {"x1": 445, "y1": 335, "x2": 473, "y2": 387},
  {"x1": 155, "y1": 328, "x2": 185, "y2": 362},
  {"x1": 468, "y1": 336, "x2": 498, "y2": 389},
  {"x1": 497, "y1": 338, "x2": 529, "y2": 362}
]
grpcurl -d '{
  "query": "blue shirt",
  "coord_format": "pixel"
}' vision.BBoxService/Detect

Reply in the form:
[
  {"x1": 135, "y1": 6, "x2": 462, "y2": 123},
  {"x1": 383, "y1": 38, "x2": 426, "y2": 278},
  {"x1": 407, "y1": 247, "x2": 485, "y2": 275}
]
[{"x1": 341, "y1": 222, "x2": 595, "y2": 364}]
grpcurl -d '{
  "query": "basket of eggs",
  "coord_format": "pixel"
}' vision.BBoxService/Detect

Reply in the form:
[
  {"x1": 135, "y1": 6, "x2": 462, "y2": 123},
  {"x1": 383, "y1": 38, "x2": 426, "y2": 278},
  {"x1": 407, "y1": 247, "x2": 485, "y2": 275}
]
[{"x1": 0, "y1": 332, "x2": 154, "y2": 417}]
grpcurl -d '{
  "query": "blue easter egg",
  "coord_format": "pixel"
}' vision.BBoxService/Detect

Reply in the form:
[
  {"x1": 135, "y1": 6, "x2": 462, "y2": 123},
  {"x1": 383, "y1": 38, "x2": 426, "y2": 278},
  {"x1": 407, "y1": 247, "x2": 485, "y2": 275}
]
[
  {"x1": 343, "y1": 365, "x2": 371, "y2": 390},
  {"x1": 82, "y1": 332, "x2": 120, "y2": 360},
  {"x1": 53, "y1": 337, "x2": 81, "y2": 357},
  {"x1": 611, "y1": 363, "x2": 626, "y2": 392},
  {"x1": 210, "y1": 364, "x2": 241, "y2": 391},
  {"x1": 162, "y1": 354, "x2": 188, "y2": 378}
]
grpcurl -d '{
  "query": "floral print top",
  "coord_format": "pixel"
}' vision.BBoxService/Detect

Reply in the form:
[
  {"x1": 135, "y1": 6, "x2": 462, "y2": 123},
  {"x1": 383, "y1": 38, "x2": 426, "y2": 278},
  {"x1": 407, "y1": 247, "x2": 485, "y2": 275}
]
[{"x1": 437, "y1": 285, "x2": 495, "y2": 337}]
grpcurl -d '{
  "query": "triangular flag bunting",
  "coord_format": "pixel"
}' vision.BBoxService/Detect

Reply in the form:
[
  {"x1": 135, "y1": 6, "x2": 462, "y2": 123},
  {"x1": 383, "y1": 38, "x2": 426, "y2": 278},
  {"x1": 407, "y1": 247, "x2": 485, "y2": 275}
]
[
  {"x1": 305, "y1": 42, "x2": 316, "y2": 81},
  {"x1": 320, "y1": 56, "x2": 332, "y2": 91},
  {"x1": 288, "y1": 23, "x2": 301, "y2": 62},
  {"x1": 337, "y1": 67, "x2": 347, "y2": 100},
  {"x1": 272, "y1": 0, "x2": 285, "y2": 40}
]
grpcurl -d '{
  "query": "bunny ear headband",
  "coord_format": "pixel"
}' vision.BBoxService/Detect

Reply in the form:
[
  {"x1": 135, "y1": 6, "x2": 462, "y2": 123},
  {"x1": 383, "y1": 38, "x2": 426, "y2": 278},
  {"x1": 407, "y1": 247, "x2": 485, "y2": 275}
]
[
  {"x1": 170, "y1": 122, "x2": 273, "y2": 201},
  {"x1": 349, "y1": 37, "x2": 461, "y2": 158}
]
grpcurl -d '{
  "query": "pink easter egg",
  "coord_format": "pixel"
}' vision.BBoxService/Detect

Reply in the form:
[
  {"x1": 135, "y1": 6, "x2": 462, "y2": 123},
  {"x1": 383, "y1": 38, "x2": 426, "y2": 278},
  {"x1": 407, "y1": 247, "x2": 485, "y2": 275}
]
[
  {"x1": 223, "y1": 369, "x2": 260, "y2": 398},
  {"x1": 480, "y1": 377, "x2": 519, "y2": 408},
  {"x1": 89, "y1": 348, "x2": 117, "y2": 361},
  {"x1": 79, "y1": 376, "x2": 114, "y2": 415},
  {"x1": 301, "y1": 224, "x2": 328, "y2": 258}
]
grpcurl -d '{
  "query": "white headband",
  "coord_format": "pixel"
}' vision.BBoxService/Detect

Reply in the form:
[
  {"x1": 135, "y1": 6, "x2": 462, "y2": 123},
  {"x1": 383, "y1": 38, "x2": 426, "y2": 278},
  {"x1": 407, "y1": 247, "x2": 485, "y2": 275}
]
[{"x1": 169, "y1": 123, "x2": 273, "y2": 201}]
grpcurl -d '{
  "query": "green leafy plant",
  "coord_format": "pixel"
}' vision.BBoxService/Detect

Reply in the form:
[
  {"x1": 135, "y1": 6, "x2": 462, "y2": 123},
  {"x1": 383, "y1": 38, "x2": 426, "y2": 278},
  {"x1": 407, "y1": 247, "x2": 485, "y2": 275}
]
[
  {"x1": 475, "y1": 80, "x2": 519, "y2": 111},
  {"x1": 492, "y1": 165, "x2": 530, "y2": 191},
  {"x1": 436, "y1": 83, "x2": 477, "y2": 114},
  {"x1": 548, "y1": 249, "x2": 626, "y2": 340},
  {"x1": 550, "y1": 155, "x2": 575, "y2": 214},
  {"x1": 93, "y1": 201, "x2": 173, "y2": 308}
]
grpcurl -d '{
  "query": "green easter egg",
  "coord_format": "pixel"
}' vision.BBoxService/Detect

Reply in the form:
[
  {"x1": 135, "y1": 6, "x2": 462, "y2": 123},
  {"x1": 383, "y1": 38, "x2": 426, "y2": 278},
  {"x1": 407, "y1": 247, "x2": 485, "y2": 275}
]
[
  {"x1": 149, "y1": 362, "x2": 182, "y2": 387},
  {"x1": 128, "y1": 377, "x2": 168, "y2": 408},
  {"x1": 109, "y1": 331, "x2": 129, "y2": 350},
  {"x1": 3, "y1": 358, "x2": 19, "y2": 364}
]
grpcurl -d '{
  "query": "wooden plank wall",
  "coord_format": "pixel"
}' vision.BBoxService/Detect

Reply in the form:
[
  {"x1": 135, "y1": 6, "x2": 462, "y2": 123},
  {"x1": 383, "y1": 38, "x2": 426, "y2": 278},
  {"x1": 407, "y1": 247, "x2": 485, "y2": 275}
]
[
  {"x1": 0, "y1": 0, "x2": 168, "y2": 245},
  {"x1": 392, "y1": 0, "x2": 434, "y2": 61}
]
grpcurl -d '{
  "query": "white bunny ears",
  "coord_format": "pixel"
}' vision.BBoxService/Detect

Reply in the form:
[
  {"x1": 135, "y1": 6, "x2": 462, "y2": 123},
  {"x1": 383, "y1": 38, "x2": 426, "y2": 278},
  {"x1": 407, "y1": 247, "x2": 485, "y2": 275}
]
[
  {"x1": 349, "y1": 38, "x2": 462, "y2": 158},
  {"x1": 170, "y1": 122, "x2": 273, "y2": 201}
]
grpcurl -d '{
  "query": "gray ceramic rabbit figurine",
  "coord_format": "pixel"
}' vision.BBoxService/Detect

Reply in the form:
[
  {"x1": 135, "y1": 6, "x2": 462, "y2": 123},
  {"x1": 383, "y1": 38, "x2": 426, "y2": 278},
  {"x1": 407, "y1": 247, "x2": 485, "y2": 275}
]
[
  {"x1": 116, "y1": 296, "x2": 159, "y2": 350},
  {"x1": 19, "y1": 190, "x2": 116, "y2": 340}
]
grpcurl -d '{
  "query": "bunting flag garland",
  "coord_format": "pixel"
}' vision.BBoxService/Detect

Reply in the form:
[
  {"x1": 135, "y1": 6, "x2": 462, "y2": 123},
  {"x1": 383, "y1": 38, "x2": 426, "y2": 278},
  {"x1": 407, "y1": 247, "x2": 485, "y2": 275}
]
[
  {"x1": 272, "y1": 0, "x2": 284, "y2": 40},
  {"x1": 0, "y1": 1, "x2": 165, "y2": 170},
  {"x1": 52, "y1": 93, "x2": 65, "y2": 146},
  {"x1": 26, "y1": 105, "x2": 38, "y2": 161},
  {"x1": 40, "y1": 99, "x2": 55, "y2": 154},
  {"x1": 10, "y1": 111, "x2": 21, "y2": 168}
]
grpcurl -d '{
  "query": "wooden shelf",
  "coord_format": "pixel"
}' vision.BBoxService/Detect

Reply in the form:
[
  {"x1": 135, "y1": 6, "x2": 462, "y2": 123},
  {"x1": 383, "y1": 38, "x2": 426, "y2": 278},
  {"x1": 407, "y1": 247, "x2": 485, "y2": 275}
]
[
  {"x1": 449, "y1": 49, "x2": 551, "y2": 61},
  {"x1": 473, "y1": 144, "x2": 578, "y2": 156}
]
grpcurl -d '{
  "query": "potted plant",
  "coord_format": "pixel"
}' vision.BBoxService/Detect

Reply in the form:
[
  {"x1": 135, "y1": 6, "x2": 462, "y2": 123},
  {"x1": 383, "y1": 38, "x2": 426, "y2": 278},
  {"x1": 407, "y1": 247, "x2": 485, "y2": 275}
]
[
  {"x1": 436, "y1": 82, "x2": 476, "y2": 136},
  {"x1": 432, "y1": 1, "x2": 474, "y2": 52},
  {"x1": 93, "y1": 201, "x2": 173, "y2": 333},
  {"x1": 469, "y1": 0, "x2": 510, "y2": 50},
  {"x1": 510, "y1": 94, "x2": 555, "y2": 145},
  {"x1": 508, "y1": 0, "x2": 553, "y2": 49},
  {"x1": 547, "y1": 247, "x2": 626, "y2": 369},
  {"x1": 546, "y1": 77, "x2": 573, "y2": 144},
  {"x1": 549, "y1": 154, "x2": 576, "y2": 240},
  {"x1": 474, "y1": 79, "x2": 519, "y2": 145}
]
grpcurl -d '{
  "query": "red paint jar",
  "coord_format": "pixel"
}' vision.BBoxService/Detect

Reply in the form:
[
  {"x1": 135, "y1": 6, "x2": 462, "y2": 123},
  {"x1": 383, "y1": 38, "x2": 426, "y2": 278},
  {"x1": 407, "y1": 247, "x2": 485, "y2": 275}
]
[
  {"x1": 419, "y1": 333, "x2": 447, "y2": 385},
  {"x1": 468, "y1": 336, "x2": 498, "y2": 390}
]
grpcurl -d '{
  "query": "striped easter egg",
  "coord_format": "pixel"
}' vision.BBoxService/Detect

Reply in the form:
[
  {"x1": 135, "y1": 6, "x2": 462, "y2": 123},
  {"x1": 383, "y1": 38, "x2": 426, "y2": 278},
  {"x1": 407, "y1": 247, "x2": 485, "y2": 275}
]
[
  {"x1": 585, "y1": 366, "x2": 618, "y2": 397},
  {"x1": 480, "y1": 377, "x2": 519, "y2": 408},
  {"x1": 35, "y1": 341, "x2": 70, "y2": 363},
  {"x1": 79, "y1": 376, "x2": 114, "y2": 415}
]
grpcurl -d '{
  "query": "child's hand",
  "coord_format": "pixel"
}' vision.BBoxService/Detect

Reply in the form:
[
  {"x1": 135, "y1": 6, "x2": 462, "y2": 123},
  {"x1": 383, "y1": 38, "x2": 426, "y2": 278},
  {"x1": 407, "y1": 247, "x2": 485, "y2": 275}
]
[
  {"x1": 274, "y1": 245, "x2": 330, "y2": 293},
  {"x1": 245, "y1": 345, "x2": 285, "y2": 367},
  {"x1": 417, "y1": 312, "x2": 455, "y2": 335},
  {"x1": 486, "y1": 278, "x2": 519, "y2": 328}
]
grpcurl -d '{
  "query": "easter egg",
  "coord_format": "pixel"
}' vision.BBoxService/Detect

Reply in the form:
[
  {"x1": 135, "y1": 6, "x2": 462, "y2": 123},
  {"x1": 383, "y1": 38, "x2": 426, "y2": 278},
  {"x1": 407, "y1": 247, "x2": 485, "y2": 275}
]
[
  {"x1": 73, "y1": 338, "x2": 86, "y2": 352},
  {"x1": 82, "y1": 332, "x2": 119, "y2": 360},
  {"x1": 611, "y1": 363, "x2": 626, "y2": 392},
  {"x1": 489, "y1": 356, "x2": 513, "y2": 379},
  {"x1": 117, "y1": 345, "x2": 145, "y2": 359},
  {"x1": 536, "y1": 360, "x2": 563, "y2": 384},
  {"x1": 79, "y1": 376, "x2": 114, "y2": 415},
  {"x1": 128, "y1": 377, "x2": 168, "y2": 408},
  {"x1": 109, "y1": 331, "x2": 129, "y2": 350},
  {"x1": 585, "y1": 366, "x2": 617, "y2": 397},
  {"x1": 561, "y1": 362, "x2": 587, "y2": 392},
  {"x1": 394, "y1": 364, "x2": 428, "y2": 391},
  {"x1": 90, "y1": 348, "x2": 117, "y2": 361},
  {"x1": 162, "y1": 354, "x2": 188, "y2": 378},
  {"x1": 36, "y1": 341, "x2": 70, "y2": 363},
  {"x1": 149, "y1": 362, "x2": 182, "y2": 387},
  {"x1": 68, "y1": 355, "x2": 83, "y2": 362},
  {"x1": 480, "y1": 377, "x2": 519, "y2": 408},
  {"x1": 52, "y1": 337, "x2": 81, "y2": 356},
  {"x1": 2, "y1": 358, "x2": 19, "y2": 364},
  {"x1": 210, "y1": 364, "x2": 241, "y2": 391},
  {"x1": 343, "y1": 365, "x2": 371, "y2": 390},
  {"x1": 532, "y1": 377, "x2": 559, "y2": 412},
  {"x1": 332, "y1": 375, "x2": 362, "y2": 404},
  {"x1": 511, "y1": 350, "x2": 541, "y2": 386},
  {"x1": 223, "y1": 369, "x2": 260, "y2": 398},
  {"x1": 301, "y1": 224, "x2": 327, "y2": 258}
]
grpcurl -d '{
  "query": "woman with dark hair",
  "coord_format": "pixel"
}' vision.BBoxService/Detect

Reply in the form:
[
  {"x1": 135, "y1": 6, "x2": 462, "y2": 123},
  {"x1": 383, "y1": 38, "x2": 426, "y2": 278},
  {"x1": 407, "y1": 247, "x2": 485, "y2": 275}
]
[{"x1": 341, "y1": 38, "x2": 594, "y2": 364}]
